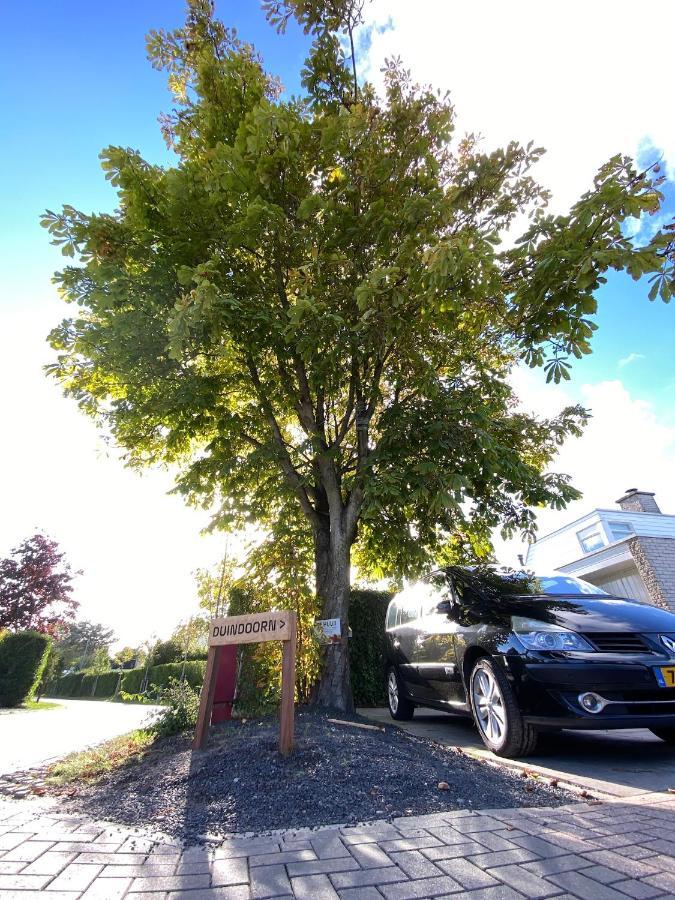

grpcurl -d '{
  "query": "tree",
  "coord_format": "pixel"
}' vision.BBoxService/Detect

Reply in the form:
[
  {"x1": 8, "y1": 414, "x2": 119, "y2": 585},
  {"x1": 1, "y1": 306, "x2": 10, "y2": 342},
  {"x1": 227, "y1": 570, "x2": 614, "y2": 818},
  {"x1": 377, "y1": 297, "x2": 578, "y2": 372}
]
[
  {"x1": 0, "y1": 534, "x2": 79, "y2": 634},
  {"x1": 150, "y1": 638, "x2": 183, "y2": 665},
  {"x1": 43, "y1": 0, "x2": 675, "y2": 711},
  {"x1": 194, "y1": 551, "x2": 236, "y2": 618},
  {"x1": 112, "y1": 646, "x2": 141, "y2": 668},
  {"x1": 170, "y1": 616, "x2": 209, "y2": 657},
  {"x1": 55, "y1": 619, "x2": 115, "y2": 670}
]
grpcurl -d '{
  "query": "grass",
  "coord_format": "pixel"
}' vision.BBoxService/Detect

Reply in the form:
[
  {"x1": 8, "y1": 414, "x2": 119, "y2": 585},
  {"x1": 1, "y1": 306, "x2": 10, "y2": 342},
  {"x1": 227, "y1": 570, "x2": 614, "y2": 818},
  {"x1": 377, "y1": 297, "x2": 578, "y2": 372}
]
[
  {"x1": 46, "y1": 729, "x2": 156, "y2": 786},
  {"x1": 22, "y1": 699, "x2": 62, "y2": 711}
]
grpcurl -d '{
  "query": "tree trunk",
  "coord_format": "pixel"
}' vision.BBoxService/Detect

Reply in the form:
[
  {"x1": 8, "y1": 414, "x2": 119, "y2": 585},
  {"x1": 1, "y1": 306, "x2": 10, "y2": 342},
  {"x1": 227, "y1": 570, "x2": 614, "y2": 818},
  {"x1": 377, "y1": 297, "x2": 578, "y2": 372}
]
[{"x1": 312, "y1": 519, "x2": 354, "y2": 712}]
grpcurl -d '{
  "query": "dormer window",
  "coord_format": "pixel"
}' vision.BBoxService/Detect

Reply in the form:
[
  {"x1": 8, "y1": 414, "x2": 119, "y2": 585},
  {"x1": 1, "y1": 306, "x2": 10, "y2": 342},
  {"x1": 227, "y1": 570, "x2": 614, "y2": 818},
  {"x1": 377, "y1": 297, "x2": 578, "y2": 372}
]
[
  {"x1": 608, "y1": 520, "x2": 635, "y2": 542},
  {"x1": 577, "y1": 524, "x2": 604, "y2": 554}
]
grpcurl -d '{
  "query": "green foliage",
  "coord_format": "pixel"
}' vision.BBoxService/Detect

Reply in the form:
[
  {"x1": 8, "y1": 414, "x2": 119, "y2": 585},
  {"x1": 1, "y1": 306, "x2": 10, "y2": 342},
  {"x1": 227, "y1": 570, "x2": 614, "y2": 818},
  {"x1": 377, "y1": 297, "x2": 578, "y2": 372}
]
[
  {"x1": 79, "y1": 673, "x2": 98, "y2": 697},
  {"x1": 149, "y1": 660, "x2": 206, "y2": 691},
  {"x1": 55, "y1": 620, "x2": 116, "y2": 671},
  {"x1": 150, "y1": 639, "x2": 183, "y2": 666},
  {"x1": 47, "y1": 671, "x2": 83, "y2": 698},
  {"x1": 348, "y1": 589, "x2": 392, "y2": 705},
  {"x1": 226, "y1": 510, "x2": 322, "y2": 715},
  {"x1": 0, "y1": 630, "x2": 52, "y2": 708},
  {"x1": 112, "y1": 646, "x2": 141, "y2": 668},
  {"x1": 36, "y1": 644, "x2": 62, "y2": 699},
  {"x1": 121, "y1": 667, "x2": 146, "y2": 695},
  {"x1": 43, "y1": 0, "x2": 675, "y2": 707},
  {"x1": 93, "y1": 671, "x2": 122, "y2": 697},
  {"x1": 152, "y1": 678, "x2": 201, "y2": 736}
]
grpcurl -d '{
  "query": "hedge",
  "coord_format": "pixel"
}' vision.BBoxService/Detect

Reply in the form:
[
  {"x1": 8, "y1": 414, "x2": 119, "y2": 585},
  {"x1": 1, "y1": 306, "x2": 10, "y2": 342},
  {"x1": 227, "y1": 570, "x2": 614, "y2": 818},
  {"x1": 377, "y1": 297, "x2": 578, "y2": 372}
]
[
  {"x1": 0, "y1": 630, "x2": 52, "y2": 708},
  {"x1": 149, "y1": 661, "x2": 206, "y2": 690},
  {"x1": 48, "y1": 660, "x2": 207, "y2": 700},
  {"x1": 349, "y1": 589, "x2": 393, "y2": 706}
]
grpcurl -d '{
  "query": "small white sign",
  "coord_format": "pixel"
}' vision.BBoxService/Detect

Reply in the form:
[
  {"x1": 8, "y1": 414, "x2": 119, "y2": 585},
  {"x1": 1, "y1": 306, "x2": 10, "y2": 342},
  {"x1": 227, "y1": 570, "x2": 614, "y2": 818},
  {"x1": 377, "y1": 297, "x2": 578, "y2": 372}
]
[{"x1": 315, "y1": 618, "x2": 341, "y2": 644}]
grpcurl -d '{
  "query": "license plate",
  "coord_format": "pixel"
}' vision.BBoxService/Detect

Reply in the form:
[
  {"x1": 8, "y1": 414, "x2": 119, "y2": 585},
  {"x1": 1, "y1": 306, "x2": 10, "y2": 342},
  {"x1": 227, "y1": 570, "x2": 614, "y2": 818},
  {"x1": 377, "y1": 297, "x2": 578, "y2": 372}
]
[{"x1": 655, "y1": 666, "x2": 675, "y2": 687}]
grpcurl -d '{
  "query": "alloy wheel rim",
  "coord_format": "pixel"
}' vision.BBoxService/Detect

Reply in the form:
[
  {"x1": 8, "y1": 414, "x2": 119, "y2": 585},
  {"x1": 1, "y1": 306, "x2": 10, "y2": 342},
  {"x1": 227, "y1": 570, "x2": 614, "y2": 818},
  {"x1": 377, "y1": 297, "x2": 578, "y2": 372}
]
[
  {"x1": 388, "y1": 671, "x2": 399, "y2": 714},
  {"x1": 472, "y1": 667, "x2": 506, "y2": 744}
]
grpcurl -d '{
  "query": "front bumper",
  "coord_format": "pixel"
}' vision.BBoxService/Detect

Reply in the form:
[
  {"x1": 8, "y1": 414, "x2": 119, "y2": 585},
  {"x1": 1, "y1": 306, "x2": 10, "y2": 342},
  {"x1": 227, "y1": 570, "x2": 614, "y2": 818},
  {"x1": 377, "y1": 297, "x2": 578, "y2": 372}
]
[{"x1": 505, "y1": 654, "x2": 675, "y2": 728}]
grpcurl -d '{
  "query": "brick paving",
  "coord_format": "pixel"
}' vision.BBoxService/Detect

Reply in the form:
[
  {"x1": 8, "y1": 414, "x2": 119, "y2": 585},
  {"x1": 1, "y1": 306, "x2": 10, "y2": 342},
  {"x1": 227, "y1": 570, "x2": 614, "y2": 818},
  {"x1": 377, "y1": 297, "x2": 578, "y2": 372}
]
[{"x1": 2, "y1": 792, "x2": 675, "y2": 899}]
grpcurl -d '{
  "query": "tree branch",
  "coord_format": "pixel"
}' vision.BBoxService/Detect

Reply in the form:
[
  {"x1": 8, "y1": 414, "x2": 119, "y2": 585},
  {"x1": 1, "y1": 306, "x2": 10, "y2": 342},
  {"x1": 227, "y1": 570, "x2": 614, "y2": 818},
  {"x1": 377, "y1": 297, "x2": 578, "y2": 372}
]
[{"x1": 245, "y1": 354, "x2": 320, "y2": 527}]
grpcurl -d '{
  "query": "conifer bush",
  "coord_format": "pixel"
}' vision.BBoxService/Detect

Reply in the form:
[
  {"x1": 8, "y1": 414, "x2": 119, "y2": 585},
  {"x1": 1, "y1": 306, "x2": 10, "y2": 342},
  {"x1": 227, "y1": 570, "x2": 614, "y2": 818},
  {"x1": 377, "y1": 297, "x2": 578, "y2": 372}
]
[{"x1": 0, "y1": 630, "x2": 52, "y2": 708}]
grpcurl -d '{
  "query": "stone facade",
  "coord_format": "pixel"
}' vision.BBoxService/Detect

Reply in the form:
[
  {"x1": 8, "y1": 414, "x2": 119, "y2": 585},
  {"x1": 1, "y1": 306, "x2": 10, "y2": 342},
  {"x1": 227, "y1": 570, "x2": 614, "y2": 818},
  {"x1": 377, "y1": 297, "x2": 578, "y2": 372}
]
[{"x1": 629, "y1": 535, "x2": 675, "y2": 613}]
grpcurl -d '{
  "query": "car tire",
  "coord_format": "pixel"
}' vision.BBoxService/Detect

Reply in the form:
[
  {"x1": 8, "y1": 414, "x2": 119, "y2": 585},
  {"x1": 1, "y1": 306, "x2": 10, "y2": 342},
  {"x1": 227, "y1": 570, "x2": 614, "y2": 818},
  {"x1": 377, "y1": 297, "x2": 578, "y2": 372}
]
[
  {"x1": 387, "y1": 666, "x2": 415, "y2": 721},
  {"x1": 469, "y1": 657, "x2": 538, "y2": 758},
  {"x1": 650, "y1": 727, "x2": 675, "y2": 744}
]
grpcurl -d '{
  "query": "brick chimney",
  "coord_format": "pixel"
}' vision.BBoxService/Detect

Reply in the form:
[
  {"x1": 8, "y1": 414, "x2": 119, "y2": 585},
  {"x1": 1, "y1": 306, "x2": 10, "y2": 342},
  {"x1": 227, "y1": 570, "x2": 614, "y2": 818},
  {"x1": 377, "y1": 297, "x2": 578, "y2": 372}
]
[{"x1": 616, "y1": 488, "x2": 661, "y2": 514}]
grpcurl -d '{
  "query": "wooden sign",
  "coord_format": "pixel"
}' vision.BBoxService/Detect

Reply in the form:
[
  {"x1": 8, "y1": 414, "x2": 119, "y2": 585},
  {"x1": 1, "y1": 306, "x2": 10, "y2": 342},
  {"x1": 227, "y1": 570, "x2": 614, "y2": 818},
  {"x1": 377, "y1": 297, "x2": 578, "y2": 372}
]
[
  {"x1": 193, "y1": 610, "x2": 297, "y2": 755},
  {"x1": 209, "y1": 611, "x2": 292, "y2": 646}
]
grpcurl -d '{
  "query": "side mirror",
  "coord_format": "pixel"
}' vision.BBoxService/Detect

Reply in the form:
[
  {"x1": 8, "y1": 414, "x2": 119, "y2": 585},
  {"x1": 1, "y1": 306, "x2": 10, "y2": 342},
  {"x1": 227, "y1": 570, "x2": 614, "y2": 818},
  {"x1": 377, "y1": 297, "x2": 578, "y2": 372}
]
[{"x1": 436, "y1": 599, "x2": 453, "y2": 616}]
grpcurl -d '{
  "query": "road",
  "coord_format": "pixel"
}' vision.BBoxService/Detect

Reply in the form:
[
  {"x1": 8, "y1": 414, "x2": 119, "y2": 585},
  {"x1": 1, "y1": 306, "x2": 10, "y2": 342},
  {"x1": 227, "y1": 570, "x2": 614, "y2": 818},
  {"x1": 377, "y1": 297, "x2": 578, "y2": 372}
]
[
  {"x1": 360, "y1": 706, "x2": 675, "y2": 798},
  {"x1": 0, "y1": 698, "x2": 162, "y2": 774}
]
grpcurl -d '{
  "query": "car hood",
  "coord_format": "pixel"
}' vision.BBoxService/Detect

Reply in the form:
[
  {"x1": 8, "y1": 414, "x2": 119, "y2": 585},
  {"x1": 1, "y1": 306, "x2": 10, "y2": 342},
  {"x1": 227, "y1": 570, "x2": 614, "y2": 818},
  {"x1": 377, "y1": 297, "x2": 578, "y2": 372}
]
[{"x1": 495, "y1": 594, "x2": 675, "y2": 634}]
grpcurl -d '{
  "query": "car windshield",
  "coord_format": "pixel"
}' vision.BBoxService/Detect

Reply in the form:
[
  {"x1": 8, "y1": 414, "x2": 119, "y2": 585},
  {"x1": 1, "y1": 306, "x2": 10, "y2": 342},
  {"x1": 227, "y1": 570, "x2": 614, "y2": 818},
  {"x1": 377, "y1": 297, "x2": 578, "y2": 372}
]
[
  {"x1": 456, "y1": 568, "x2": 609, "y2": 598},
  {"x1": 524, "y1": 575, "x2": 609, "y2": 596}
]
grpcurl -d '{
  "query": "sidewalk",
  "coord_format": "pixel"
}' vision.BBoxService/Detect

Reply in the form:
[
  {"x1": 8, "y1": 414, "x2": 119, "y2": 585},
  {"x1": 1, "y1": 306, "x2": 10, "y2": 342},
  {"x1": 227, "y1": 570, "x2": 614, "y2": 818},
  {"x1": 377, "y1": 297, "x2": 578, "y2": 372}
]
[{"x1": 1, "y1": 791, "x2": 675, "y2": 899}]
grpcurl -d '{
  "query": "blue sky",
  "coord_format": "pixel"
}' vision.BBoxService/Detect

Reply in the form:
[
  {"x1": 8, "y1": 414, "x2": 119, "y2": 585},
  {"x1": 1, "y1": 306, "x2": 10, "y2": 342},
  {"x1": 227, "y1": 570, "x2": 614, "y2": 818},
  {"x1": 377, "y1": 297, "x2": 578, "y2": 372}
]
[{"x1": 1, "y1": 0, "x2": 673, "y2": 644}]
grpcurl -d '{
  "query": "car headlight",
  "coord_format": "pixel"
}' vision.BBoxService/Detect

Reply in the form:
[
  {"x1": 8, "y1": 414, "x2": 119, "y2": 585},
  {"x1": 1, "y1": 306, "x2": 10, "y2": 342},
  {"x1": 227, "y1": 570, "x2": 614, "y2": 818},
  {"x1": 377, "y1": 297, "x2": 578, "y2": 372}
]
[{"x1": 511, "y1": 616, "x2": 595, "y2": 652}]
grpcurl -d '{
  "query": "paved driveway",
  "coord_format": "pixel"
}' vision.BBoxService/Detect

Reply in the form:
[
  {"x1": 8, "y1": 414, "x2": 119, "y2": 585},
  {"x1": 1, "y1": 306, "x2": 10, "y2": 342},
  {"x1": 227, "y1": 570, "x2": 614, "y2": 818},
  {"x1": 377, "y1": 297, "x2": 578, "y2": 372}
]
[
  {"x1": 360, "y1": 707, "x2": 675, "y2": 798},
  {"x1": 2, "y1": 791, "x2": 675, "y2": 898},
  {"x1": 0, "y1": 699, "x2": 161, "y2": 774}
]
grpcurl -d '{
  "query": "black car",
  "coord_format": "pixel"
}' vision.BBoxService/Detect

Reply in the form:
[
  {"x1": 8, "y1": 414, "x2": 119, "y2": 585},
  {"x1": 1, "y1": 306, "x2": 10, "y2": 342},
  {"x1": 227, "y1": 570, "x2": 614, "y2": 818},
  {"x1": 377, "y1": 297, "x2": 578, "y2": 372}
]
[{"x1": 384, "y1": 566, "x2": 675, "y2": 757}]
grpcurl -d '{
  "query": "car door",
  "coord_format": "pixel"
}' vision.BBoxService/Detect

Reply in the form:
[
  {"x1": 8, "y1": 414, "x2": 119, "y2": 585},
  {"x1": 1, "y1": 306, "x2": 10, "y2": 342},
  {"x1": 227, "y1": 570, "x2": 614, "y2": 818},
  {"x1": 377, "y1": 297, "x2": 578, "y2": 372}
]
[
  {"x1": 415, "y1": 573, "x2": 465, "y2": 705},
  {"x1": 390, "y1": 587, "x2": 423, "y2": 697}
]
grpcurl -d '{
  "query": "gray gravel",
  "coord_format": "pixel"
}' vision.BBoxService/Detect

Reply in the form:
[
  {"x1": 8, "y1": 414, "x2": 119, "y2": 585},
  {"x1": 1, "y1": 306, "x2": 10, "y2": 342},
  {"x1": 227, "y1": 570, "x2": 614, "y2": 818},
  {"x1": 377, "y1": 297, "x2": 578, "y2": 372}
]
[{"x1": 56, "y1": 710, "x2": 571, "y2": 840}]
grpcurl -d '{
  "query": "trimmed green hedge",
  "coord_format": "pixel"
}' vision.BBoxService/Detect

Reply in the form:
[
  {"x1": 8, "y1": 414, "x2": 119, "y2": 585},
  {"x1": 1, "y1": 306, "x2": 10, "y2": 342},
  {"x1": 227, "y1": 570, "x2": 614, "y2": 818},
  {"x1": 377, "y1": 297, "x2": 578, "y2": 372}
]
[
  {"x1": 93, "y1": 671, "x2": 122, "y2": 697},
  {"x1": 48, "y1": 660, "x2": 207, "y2": 700},
  {"x1": 349, "y1": 589, "x2": 393, "y2": 706},
  {"x1": 150, "y1": 661, "x2": 206, "y2": 690},
  {"x1": 0, "y1": 630, "x2": 52, "y2": 708},
  {"x1": 121, "y1": 667, "x2": 145, "y2": 694}
]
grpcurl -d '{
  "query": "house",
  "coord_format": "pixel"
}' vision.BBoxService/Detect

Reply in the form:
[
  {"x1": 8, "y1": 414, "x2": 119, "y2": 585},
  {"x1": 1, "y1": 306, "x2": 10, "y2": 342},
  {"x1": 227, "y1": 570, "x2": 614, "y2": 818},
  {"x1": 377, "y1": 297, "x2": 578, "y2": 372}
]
[{"x1": 525, "y1": 489, "x2": 675, "y2": 612}]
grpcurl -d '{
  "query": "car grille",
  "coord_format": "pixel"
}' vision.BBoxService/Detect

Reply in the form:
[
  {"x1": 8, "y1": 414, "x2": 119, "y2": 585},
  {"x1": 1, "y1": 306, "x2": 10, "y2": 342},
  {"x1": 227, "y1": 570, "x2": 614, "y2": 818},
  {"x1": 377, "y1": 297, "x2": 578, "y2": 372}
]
[{"x1": 585, "y1": 633, "x2": 651, "y2": 653}]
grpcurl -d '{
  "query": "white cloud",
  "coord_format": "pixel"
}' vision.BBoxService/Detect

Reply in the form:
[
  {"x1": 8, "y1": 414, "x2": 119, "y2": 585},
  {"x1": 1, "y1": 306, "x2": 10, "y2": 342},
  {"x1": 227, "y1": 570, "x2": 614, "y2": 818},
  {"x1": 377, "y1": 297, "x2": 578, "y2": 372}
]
[
  {"x1": 618, "y1": 352, "x2": 645, "y2": 368},
  {"x1": 362, "y1": 1, "x2": 675, "y2": 210},
  {"x1": 495, "y1": 368, "x2": 675, "y2": 565}
]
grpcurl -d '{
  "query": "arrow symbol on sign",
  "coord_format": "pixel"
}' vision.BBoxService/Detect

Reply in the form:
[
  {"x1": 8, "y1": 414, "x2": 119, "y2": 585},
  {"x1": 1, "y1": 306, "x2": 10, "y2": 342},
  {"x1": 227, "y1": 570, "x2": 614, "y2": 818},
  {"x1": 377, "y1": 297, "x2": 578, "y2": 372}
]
[{"x1": 279, "y1": 620, "x2": 286, "y2": 629}]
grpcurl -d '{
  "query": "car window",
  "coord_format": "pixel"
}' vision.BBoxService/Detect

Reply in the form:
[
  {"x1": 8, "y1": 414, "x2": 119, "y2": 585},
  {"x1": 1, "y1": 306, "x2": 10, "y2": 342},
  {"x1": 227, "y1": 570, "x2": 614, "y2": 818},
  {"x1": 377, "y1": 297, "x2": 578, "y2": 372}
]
[
  {"x1": 396, "y1": 593, "x2": 420, "y2": 626},
  {"x1": 385, "y1": 602, "x2": 397, "y2": 631}
]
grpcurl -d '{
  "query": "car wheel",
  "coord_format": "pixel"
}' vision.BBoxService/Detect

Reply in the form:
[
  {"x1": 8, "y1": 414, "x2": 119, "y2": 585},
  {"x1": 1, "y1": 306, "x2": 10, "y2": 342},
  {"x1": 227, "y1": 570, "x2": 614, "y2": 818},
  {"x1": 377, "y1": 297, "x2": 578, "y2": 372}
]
[
  {"x1": 387, "y1": 666, "x2": 415, "y2": 721},
  {"x1": 650, "y1": 727, "x2": 675, "y2": 744},
  {"x1": 469, "y1": 657, "x2": 538, "y2": 758}
]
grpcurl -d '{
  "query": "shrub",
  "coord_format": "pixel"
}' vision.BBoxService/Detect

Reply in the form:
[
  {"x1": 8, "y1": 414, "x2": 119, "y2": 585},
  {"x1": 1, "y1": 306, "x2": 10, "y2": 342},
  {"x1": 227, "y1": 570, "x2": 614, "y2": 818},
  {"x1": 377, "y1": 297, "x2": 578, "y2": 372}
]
[
  {"x1": 152, "y1": 678, "x2": 200, "y2": 736},
  {"x1": 150, "y1": 639, "x2": 183, "y2": 665},
  {"x1": 78, "y1": 673, "x2": 98, "y2": 697},
  {"x1": 121, "y1": 667, "x2": 146, "y2": 695},
  {"x1": 0, "y1": 630, "x2": 52, "y2": 707},
  {"x1": 348, "y1": 589, "x2": 393, "y2": 706},
  {"x1": 93, "y1": 671, "x2": 122, "y2": 697},
  {"x1": 47, "y1": 671, "x2": 84, "y2": 697},
  {"x1": 148, "y1": 661, "x2": 205, "y2": 691}
]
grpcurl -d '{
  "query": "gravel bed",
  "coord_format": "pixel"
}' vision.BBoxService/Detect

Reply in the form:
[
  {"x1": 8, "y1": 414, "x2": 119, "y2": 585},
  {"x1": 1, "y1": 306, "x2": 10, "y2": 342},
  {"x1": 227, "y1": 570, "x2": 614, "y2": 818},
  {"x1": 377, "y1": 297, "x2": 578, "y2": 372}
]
[{"x1": 53, "y1": 710, "x2": 571, "y2": 840}]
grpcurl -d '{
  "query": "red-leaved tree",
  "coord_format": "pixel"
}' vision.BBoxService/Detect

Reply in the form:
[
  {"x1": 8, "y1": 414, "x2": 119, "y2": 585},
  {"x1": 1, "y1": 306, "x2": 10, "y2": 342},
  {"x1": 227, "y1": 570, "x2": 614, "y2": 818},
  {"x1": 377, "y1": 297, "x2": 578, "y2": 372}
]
[{"x1": 0, "y1": 534, "x2": 79, "y2": 634}]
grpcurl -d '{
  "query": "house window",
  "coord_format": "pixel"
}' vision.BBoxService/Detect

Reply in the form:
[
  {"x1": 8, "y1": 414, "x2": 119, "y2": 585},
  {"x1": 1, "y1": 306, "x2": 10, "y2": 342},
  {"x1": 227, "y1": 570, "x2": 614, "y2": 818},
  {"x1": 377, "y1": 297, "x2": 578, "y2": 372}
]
[
  {"x1": 608, "y1": 521, "x2": 635, "y2": 542},
  {"x1": 577, "y1": 524, "x2": 605, "y2": 554}
]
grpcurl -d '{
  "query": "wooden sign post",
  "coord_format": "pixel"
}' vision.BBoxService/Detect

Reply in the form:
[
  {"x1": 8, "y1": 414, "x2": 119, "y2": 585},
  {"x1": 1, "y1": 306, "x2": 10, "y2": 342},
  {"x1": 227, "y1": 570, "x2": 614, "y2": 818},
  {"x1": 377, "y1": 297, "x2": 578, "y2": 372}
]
[{"x1": 193, "y1": 610, "x2": 297, "y2": 755}]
